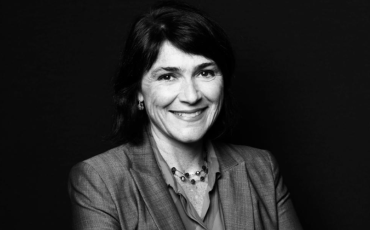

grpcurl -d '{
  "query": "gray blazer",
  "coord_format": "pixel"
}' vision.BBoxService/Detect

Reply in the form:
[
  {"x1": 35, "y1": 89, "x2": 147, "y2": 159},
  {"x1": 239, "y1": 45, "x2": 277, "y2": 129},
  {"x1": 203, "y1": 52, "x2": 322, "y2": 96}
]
[{"x1": 69, "y1": 137, "x2": 302, "y2": 230}]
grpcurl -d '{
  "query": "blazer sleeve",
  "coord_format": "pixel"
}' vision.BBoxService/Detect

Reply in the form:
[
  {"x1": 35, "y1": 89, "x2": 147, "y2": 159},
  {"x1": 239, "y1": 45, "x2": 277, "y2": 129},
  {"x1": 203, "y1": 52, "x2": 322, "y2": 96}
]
[
  {"x1": 68, "y1": 162, "x2": 120, "y2": 230},
  {"x1": 267, "y1": 153, "x2": 303, "y2": 230}
]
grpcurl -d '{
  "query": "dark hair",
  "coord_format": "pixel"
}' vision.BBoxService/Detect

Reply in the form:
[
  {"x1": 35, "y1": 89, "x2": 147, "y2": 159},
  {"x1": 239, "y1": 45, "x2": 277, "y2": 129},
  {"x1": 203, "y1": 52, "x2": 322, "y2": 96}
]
[{"x1": 111, "y1": 1, "x2": 236, "y2": 145}]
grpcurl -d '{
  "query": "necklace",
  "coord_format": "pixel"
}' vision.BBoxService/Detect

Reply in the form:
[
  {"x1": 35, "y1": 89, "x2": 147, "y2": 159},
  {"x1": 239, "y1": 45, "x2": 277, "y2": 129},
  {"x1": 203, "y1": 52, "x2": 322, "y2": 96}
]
[{"x1": 171, "y1": 159, "x2": 208, "y2": 185}]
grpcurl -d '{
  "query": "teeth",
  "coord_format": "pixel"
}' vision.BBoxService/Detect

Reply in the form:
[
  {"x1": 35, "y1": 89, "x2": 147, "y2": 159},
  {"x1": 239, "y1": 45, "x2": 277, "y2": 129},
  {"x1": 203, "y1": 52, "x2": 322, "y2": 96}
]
[{"x1": 174, "y1": 110, "x2": 202, "y2": 118}]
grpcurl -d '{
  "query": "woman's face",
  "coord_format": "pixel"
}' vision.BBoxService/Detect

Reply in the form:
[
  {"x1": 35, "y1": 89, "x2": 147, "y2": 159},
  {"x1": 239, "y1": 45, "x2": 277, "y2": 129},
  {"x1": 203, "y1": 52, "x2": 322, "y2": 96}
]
[{"x1": 138, "y1": 41, "x2": 224, "y2": 144}]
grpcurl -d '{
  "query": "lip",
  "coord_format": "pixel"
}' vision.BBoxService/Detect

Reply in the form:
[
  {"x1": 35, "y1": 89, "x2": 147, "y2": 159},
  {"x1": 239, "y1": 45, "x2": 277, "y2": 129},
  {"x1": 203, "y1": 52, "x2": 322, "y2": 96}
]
[
  {"x1": 169, "y1": 107, "x2": 207, "y2": 121},
  {"x1": 169, "y1": 107, "x2": 207, "y2": 113}
]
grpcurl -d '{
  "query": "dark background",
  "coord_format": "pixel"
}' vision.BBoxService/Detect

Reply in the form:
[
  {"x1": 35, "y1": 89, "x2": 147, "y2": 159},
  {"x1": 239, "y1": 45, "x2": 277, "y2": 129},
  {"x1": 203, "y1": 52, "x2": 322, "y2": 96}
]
[{"x1": 2, "y1": 0, "x2": 370, "y2": 229}]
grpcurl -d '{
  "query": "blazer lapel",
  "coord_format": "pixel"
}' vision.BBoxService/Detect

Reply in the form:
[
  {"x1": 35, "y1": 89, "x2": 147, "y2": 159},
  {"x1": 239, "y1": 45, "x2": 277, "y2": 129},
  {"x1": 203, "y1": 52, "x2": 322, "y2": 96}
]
[
  {"x1": 127, "y1": 135, "x2": 256, "y2": 230},
  {"x1": 215, "y1": 144, "x2": 255, "y2": 230},
  {"x1": 129, "y1": 135, "x2": 185, "y2": 230}
]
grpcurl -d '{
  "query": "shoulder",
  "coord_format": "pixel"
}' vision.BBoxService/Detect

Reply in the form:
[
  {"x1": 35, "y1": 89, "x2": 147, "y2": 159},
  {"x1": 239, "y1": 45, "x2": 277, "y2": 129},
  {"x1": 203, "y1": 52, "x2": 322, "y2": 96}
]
[
  {"x1": 82, "y1": 145, "x2": 132, "y2": 168},
  {"x1": 213, "y1": 142, "x2": 278, "y2": 181},
  {"x1": 69, "y1": 144, "x2": 135, "y2": 183},
  {"x1": 68, "y1": 143, "x2": 142, "y2": 206},
  {"x1": 214, "y1": 142, "x2": 274, "y2": 166},
  {"x1": 68, "y1": 144, "x2": 143, "y2": 228}
]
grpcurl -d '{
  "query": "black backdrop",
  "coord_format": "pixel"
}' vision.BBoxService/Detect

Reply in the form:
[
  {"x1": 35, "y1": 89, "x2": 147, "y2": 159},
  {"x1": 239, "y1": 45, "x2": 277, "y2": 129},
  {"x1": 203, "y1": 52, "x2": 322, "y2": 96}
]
[{"x1": 2, "y1": 0, "x2": 370, "y2": 229}]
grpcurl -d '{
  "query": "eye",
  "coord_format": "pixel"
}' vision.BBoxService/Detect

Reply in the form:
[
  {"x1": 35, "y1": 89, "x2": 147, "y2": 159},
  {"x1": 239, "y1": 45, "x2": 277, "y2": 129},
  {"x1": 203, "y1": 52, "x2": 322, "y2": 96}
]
[
  {"x1": 199, "y1": 70, "x2": 215, "y2": 78},
  {"x1": 158, "y1": 74, "x2": 175, "y2": 81}
]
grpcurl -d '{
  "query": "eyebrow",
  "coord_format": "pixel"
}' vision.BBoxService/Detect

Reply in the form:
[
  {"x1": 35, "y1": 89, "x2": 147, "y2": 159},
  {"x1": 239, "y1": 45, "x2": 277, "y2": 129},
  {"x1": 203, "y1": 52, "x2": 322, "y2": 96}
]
[
  {"x1": 151, "y1": 62, "x2": 216, "y2": 76},
  {"x1": 195, "y1": 62, "x2": 216, "y2": 71}
]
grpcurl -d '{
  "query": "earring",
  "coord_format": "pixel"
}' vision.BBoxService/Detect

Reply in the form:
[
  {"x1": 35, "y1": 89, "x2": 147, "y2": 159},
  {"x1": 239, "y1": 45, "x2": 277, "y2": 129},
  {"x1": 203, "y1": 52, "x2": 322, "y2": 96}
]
[{"x1": 138, "y1": 101, "x2": 144, "y2": 110}]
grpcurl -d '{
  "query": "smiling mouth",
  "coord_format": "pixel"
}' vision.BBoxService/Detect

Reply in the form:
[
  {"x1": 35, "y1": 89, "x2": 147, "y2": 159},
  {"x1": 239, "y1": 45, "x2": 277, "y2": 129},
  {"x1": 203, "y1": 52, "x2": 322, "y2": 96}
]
[{"x1": 170, "y1": 108, "x2": 206, "y2": 118}]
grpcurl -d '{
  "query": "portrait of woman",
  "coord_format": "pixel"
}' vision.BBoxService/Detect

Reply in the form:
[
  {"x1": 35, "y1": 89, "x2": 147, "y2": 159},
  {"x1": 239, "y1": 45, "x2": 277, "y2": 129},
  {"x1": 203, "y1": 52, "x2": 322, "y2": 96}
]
[
  {"x1": 68, "y1": 1, "x2": 302, "y2": 229},
  {"x1": 3, "y1": 0, "x2": 370, "y2": 229}
]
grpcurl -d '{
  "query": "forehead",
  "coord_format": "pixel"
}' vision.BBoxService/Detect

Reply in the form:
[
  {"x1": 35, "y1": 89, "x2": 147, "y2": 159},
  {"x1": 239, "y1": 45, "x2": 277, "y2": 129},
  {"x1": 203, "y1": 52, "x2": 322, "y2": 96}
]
[{"x1": 149, "y1": 41, "x2": 213, "y2": 71}]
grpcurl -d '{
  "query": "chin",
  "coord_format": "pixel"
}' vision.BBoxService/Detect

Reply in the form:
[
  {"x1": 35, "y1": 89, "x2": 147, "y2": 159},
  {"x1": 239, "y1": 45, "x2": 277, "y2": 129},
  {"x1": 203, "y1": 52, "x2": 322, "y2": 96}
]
[
  {"x1": 171, "y1": 129, "x2": 207, "y2": 144},
  {"x1": 177, "y1": 137, "x2": 202, "y2": 144}
]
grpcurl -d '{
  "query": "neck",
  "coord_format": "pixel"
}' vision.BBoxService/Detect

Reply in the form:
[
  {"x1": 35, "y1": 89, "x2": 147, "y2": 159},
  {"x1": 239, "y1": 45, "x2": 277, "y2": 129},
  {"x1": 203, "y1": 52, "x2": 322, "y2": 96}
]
[{"x1": 151, "y1": 127, "x2": 205, "y2": 172}]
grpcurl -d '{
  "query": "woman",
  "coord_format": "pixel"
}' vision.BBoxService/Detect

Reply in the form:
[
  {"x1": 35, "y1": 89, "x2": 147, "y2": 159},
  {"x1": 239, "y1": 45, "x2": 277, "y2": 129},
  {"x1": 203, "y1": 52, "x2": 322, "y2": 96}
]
[{"x1": 68, "y1": 1, "x2": 302, "y2": 230}]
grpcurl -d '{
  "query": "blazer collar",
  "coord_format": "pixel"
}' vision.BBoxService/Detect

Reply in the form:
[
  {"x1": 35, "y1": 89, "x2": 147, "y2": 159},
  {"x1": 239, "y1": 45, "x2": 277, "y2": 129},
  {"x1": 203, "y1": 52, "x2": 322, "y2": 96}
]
[
  {"x1": 128, "y1": 132, "x2": 185, "y2": 230},
  {"x1": 213, "y1": 143, "x2": 256, "y2": 230},
  {"x1": 128, "y1": 135, "x2": 254, "y2": 230}
]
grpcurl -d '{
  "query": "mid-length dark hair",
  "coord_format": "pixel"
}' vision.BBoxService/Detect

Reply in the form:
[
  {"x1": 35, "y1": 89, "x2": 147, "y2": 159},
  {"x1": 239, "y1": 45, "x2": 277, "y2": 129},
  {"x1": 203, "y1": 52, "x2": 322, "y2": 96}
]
[{"x1": 111, "y1": 1, "x2": 236, "y2": 145}]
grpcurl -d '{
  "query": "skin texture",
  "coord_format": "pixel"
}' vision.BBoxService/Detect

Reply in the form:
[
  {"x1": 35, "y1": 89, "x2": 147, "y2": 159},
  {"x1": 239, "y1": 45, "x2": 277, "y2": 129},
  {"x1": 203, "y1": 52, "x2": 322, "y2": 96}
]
[{"x1": 138, "y1": 41, "x2": 224, "y2": 147}]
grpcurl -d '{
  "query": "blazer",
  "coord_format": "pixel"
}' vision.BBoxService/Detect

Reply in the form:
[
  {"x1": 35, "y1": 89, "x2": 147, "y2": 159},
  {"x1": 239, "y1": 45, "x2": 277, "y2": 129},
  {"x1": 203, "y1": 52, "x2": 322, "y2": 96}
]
[{"x1": 68, "y1": 136, "x2": 302, "y2": 230}]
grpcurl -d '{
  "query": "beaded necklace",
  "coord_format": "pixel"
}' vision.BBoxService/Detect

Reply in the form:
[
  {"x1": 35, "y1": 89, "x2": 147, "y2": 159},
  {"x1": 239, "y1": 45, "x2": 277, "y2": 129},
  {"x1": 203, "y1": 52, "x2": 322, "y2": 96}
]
[{"x1": 171, "y1": 156, "x2": 208, "y2": 185}]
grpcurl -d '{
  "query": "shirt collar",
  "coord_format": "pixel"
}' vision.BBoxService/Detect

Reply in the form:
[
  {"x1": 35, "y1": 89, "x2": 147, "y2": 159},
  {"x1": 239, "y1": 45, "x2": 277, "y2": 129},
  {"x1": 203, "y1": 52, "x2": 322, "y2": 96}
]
[{"x1": 149, "y1": 134, "x2": 221, "y2": 192}]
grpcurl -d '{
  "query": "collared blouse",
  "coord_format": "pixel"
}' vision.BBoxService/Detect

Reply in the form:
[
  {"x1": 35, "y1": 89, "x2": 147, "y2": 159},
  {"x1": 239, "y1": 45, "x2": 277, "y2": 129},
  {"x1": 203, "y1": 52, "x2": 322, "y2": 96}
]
[{"x1": 150, "y1": 137, "x2": 225, "y2": 230}]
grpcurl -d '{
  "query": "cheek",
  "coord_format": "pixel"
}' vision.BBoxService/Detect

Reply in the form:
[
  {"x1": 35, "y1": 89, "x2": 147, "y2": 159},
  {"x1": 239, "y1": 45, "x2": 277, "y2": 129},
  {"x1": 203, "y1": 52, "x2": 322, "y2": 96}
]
[
  {"x1": 142, "y1": 85, "x2": 177, "y2": 111},
  {"x1": 200, "y1": 80, "x2": 224, "y2": 104},
  {"x1": 211, "y1": 86, "x2": 223, "y2": 103}
]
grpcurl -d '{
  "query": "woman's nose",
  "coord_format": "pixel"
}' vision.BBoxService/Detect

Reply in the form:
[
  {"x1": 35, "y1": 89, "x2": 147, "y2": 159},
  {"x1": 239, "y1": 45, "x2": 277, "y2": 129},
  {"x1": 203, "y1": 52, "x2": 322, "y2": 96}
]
[{"x1": 179, "y1": 79, "x2": 201, "y2": 104}]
